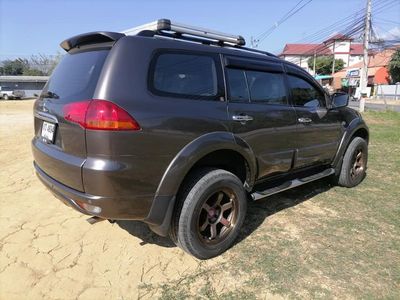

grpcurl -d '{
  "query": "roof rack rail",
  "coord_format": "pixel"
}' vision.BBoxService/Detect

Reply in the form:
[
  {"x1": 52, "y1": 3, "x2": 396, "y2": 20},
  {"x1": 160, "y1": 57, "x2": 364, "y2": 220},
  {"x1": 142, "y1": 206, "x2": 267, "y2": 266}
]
[{"x1": 122, "y1": 19, "x2": 246, "y2": 46}]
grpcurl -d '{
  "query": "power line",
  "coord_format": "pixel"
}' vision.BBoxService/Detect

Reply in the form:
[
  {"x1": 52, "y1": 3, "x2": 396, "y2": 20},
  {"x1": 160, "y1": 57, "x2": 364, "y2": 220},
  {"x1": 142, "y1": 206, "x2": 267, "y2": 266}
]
[
  {"x1": 252, "y1": 0, "x2": 313, "y2": 47},
  {"x1": 272, "y1": 0, "x2": 399, "y2": 55},
  {"x1": 374, "y1": 17, "x2": 400, "y2": 25}
]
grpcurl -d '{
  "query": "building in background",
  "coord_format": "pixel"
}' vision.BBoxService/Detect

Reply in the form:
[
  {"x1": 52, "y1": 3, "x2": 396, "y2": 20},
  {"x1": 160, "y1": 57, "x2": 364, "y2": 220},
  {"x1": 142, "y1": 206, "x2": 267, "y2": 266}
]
[
  {"x1": 332, "y1": 48, "x2": 396, "y2": 98},
  {"x1": 279, "y1": 34, "x2": 364, "y2": 73},
  {"x1": 0, "y1": 76, "x2": 48, "y2": 98}
]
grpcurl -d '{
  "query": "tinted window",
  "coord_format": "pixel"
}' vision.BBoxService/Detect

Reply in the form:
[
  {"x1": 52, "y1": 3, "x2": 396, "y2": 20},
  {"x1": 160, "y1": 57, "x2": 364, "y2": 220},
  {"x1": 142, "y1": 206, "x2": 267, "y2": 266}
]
[
  {"x1": 152, "y1": 53, "x2": 218, "y2": 99},
  {"x1": 226, "y1": 68, "x2": 287, "y2": 105},
  {"x1": 44, "y1": 50, "x2": 108, "y2": 100},
  {"x1": 226, "y1": 68, "x2": 249, "y2": 102},
  {"x1": 246, "y1": 71, "x2": 287, "y2": 104},
  {"x1": 287, "y1": 75, "x2": 325, "y2": 107}
]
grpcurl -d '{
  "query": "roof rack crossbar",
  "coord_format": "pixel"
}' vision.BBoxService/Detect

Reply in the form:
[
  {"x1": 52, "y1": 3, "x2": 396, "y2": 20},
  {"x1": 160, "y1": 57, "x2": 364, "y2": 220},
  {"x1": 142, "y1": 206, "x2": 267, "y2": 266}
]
[{"x1": 123, "y1": 19, "x2": 246, "y2": 46}]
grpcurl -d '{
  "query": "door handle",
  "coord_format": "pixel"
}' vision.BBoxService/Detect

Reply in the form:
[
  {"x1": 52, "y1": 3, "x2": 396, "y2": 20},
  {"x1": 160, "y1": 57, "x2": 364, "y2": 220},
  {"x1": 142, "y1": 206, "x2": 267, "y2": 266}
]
[
  {"x1": 298, "y1": 117, "x2": 312, "y2": 123},
  {"x1": 232, "y1": 115, "x2": 254, "y2": 122}
]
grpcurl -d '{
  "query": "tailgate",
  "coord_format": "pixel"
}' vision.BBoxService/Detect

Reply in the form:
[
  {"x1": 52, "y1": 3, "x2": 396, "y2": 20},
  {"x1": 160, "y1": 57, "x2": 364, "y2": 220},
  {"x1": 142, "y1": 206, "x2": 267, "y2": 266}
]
[{"x1": 32, "y1": 49, "x2": 109, "y2": 192}]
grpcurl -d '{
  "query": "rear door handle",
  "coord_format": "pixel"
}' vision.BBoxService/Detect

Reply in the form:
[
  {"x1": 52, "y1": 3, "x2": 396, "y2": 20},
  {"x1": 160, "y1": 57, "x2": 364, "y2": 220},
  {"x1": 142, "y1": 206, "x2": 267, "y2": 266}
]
[
  {"x1": 298, "y1": 117, "x2": 312, "y2": 123},
  {"x1": 232, "y1": 115, "x2": 254, "y2": 122}
]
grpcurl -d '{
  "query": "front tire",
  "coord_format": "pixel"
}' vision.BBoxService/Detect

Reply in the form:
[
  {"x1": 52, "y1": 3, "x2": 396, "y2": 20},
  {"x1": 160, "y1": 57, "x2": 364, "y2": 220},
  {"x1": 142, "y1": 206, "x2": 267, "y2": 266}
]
[
  {"x1": 337, "y1": 137, "x2": 368, "y2": 187},
  {"x1": 170, "y1": 168, "x2": 247, "y2": 259},
  {"x1": 3, "y1": 94, "x2": 9, "y2": 100}
]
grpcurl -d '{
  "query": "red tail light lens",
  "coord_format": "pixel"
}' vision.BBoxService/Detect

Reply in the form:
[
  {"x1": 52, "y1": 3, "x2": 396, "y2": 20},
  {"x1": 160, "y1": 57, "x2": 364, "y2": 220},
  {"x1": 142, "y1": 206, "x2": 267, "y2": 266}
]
[{"x1": 63, "y1": 99, "x2": 140, "y2": 131}]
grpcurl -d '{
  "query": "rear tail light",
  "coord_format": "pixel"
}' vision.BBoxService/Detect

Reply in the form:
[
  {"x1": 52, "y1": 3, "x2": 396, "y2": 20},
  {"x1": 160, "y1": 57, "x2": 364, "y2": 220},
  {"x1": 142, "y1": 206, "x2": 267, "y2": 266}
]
[{"x1": 63, "y1": 99, "x2": 140, "y2": 131}]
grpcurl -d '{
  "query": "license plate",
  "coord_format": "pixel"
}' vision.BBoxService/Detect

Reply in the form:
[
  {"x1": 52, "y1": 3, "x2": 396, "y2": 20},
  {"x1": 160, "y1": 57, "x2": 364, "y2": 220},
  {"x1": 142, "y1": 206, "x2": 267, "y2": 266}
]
[{"x1": 41, "y1": 121, "x2": 56, "y2": 143}]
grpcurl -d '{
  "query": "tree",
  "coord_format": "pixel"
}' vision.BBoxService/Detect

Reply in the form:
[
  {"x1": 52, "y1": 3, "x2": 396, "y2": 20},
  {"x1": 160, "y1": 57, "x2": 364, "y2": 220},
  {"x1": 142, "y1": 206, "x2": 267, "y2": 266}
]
[
  {"x1": 0, "y1": 53, "x2": 63, "y2": 76},
  {"x1": 28, "y1": 53, "x2": 63, "y2": 76},
  {"x1": 388, "y1": 49, "x2": 400, "y2": 83},
  {"x1": 307, "y1": 56, "x2": 345, "y2": 75},
  {"x1": 0, "y1": 59, "x2": 28, "y2": 75}
]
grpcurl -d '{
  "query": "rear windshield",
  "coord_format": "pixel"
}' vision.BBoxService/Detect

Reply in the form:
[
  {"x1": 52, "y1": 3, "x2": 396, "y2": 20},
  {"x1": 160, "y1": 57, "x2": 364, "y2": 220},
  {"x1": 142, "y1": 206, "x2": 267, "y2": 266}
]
[{"x1": 43, "y1": 50, "x2": 108, "y2": 101}]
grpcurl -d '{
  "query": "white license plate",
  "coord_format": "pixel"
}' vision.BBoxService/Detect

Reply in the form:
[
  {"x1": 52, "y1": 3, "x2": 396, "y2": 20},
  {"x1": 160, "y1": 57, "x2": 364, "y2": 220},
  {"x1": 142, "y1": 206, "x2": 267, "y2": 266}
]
[{"x1": 41, "y1": 121, "x2": 56, "y2": 143}]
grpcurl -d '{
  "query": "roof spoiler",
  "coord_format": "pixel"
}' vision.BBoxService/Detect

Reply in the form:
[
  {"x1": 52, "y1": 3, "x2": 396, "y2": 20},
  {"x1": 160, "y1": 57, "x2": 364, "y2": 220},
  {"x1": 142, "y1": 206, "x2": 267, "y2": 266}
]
[{"x1": 60, "y1": 31, "x2": 125, "y2": 51}]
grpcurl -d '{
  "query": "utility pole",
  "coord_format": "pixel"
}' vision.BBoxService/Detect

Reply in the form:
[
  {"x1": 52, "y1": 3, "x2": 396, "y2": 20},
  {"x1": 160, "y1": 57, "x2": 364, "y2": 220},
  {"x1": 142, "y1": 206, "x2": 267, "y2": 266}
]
[
  {"x1": 250, "y1": 36, "x2": 258, "y2": 48},
  {"x1": 331, "y1": 42, "x2": 336, "y2": 76},
  {"x1": 313, "y1": 50, "x2": 316, "y2": 76},
  {"x1": 359, "y1": 0, "x2": 372, "y2": 112}
]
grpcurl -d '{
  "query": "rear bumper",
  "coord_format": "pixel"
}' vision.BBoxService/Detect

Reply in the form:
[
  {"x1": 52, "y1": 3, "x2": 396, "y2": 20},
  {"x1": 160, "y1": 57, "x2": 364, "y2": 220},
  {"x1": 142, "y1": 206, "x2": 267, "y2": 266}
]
[{"x1": 34, "y1": 161, "x2": 153, "y2": 220}]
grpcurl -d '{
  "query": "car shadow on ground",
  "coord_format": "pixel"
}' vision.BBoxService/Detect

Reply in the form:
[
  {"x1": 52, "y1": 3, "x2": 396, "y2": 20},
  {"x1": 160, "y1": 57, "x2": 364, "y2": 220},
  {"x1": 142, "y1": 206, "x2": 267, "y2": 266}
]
[
  {"x1": 116, "y1": 178, "x2": 333, "y2": 248},
  {"x1": 236, "y1": 178, "x2": 333, "y2": 244},
  {"x1": 116, "y1": 220, "x2": 175, "y2": 247}
]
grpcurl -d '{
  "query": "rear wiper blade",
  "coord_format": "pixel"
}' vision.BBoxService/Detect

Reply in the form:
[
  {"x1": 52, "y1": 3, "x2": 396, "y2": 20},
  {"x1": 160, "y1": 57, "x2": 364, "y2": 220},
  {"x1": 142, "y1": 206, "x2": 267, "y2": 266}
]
[{"x1": 41, "y1": 91, "x2": 59, "y2": 99}]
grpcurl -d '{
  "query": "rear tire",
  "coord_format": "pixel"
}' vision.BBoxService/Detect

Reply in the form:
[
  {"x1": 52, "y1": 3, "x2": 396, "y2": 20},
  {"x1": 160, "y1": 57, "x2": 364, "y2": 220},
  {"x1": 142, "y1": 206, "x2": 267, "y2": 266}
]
[
  {"x1": 337, "y1": 137, "x2": 368, "y2": 187},
  {"x1": 170, "y1": 168, "x2": 247, "y2": 259}
]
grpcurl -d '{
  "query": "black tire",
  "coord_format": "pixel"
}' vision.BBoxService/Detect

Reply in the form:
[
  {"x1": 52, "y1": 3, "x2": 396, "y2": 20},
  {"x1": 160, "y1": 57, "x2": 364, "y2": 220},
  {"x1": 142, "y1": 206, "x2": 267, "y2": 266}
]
[
  {"x1": 337, "y1": 137, "x2": 368, "y2": 187},
  {"x1": 170, "y1": 168, "x2": 247, "y2": 259},
  {"x1": 3, "y1": 94, "x2": 9, "y2": 100}
]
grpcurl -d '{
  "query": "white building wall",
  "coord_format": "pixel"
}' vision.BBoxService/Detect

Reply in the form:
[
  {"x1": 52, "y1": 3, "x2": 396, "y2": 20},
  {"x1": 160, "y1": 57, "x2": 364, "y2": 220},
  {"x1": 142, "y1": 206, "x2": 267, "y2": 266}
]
[
  {"x1": 282, "y1": 55, "x2": 312, "y2": 72},
  {"x1": 334, "y1": 53, "x2": 350, "y2": 67},
  {"x1": 349, "y1": 55, "x2": 363, "y2": 66},
  {"x1": 334, "y1": 41, "x2": 351, "y2": 52}
]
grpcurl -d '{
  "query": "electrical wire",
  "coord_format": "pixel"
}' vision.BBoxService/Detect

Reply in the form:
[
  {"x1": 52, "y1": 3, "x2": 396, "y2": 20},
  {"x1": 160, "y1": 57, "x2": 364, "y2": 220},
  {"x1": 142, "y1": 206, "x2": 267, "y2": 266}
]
[
  {"x1": 272, "y1": 0, "x2": 399, "y2": 55},
  {"x1": 253, "y1": 0, "x2": 314, "y2": 47}
]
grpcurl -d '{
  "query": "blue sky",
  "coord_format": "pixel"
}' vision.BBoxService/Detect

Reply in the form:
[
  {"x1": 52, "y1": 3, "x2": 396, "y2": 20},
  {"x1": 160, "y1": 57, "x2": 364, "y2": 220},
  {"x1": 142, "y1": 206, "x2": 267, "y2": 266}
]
[{"x1": 0, "y1": 0, "x2": 399, "y2": 60}]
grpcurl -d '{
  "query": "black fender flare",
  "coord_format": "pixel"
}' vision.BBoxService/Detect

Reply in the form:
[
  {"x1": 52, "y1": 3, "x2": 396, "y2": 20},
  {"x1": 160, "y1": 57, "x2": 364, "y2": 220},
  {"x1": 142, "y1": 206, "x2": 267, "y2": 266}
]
[
  {"x1": 145, "y1": 131, "x2": 257, "y2": 236},
  {"x1": 332, "y1": 116, "x2": 369, "y2": 173}
]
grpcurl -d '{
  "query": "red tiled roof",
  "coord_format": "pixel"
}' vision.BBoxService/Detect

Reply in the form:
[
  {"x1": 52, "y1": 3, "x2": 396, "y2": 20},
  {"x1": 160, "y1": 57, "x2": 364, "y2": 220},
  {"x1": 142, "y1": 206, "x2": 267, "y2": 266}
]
[
  {"x1": 280, "y1": 43, "x2": 331, "y2": 56},
  {"x1": 347, "y1": 48, "x2": 396, "y2": 68},
  {"x1": 323, "y1": 33, "x2": 353, "y2": 43},
  {"x1": 349, "y1": 44, "x2": 363, "y2": 55},
  {"x1": 280, "y1": 43, "x2": 364, "y2": 56}
]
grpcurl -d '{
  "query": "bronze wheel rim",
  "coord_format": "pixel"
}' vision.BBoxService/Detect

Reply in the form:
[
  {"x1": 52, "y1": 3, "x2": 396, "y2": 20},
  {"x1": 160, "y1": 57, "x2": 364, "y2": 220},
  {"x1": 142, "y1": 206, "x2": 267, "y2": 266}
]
[
  {"x1": 350, "y1": 147, "x2": 365, "y2": 180},
  {"x1": 197, "y1": 188, "x2": 238, "y2": 245}
]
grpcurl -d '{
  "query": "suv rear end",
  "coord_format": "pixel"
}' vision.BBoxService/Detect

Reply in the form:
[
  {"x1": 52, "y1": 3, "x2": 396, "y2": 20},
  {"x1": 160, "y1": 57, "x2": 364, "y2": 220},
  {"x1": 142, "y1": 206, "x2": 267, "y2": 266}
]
[{"x1": 32, "y1": 36, "x2": 155, "y2": 220}]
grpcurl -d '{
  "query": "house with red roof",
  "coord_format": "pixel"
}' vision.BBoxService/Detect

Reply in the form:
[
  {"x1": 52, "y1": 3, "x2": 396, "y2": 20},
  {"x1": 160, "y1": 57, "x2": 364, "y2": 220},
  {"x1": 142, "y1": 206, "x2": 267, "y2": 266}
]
[{"x1": 279, "y1": 34, "x2": 364, "y2": 73}]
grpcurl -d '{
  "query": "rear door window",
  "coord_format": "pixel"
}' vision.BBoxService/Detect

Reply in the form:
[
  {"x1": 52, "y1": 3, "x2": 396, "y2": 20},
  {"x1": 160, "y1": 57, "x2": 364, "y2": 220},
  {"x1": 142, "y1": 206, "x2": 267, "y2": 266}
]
[
  {"x1": 150, "y1": 52, "x2": 219, "y2": 100},
  {"x1": 226, "y1": 68, "x2": 287, "y2": 105},
  {"x1": 225, "y1": 68, "x2": 250, "y2": 102}
]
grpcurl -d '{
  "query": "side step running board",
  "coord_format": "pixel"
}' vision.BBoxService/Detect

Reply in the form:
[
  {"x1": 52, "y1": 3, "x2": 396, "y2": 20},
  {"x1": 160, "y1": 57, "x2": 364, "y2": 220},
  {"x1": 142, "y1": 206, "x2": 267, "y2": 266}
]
[{"x1": 251, "y1": 168, "x2": 335, "y2": 201}]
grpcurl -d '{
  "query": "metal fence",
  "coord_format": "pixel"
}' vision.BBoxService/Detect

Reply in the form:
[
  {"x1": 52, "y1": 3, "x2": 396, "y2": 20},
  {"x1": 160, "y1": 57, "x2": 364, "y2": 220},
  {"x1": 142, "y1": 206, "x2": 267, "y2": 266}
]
[{"x1": 375, "y1": 84, "x2": 400, "y2": 100}]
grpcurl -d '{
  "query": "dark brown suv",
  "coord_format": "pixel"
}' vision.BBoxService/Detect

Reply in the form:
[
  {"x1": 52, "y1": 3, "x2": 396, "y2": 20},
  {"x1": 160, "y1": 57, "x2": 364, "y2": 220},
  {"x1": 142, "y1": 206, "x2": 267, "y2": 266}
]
[{"x1": 32, "y1": 19, "x2": 369, "y2": 259}]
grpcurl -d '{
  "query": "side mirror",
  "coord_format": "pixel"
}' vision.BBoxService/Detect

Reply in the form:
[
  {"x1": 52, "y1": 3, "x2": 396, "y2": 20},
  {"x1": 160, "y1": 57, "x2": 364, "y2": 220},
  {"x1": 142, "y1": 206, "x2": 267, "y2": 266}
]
[{"x1": 331, "y1": 92, "x2": 349, "y2": 109}]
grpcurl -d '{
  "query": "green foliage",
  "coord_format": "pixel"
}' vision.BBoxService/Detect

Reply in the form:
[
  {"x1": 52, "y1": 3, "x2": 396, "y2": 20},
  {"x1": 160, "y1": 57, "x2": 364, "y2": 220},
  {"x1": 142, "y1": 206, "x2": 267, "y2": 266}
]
[
  {"x1": 388, "y1": 49, "x2": 400, "y2": 83},
  {"x1": 0, "y1": 53, "x2": 63, "y2": 76},
  {"x1": 308, "y1": 55, "x2": 345, "y2": 75},
  {"x1": 0, "y1": 58, "x2": 28, "y2": 75}
]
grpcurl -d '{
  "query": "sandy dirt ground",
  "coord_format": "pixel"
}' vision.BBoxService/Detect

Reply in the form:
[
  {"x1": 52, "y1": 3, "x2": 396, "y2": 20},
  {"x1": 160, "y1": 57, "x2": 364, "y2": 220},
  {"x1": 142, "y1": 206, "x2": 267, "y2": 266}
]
[{"x1": 0, "y1": 100, "x2": 211, "y2": 299}]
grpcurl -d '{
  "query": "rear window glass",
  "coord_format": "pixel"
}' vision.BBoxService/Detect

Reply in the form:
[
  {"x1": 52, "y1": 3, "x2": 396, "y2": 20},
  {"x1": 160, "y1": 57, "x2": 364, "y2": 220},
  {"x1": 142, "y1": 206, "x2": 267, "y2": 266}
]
[
  {"x1": 44, "y1": 50, "x2": 108, "y2": 100},
  {"x1": 151, "y1": 53, "x2": 218, "y2": 100}
]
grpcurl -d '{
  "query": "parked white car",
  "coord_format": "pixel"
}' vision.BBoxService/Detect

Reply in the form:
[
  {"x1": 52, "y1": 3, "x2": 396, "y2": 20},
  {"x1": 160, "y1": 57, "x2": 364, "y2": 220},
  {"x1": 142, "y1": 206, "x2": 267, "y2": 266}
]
[{"x1": 0, "y1": 86, "x2": 25, "y2": 100}]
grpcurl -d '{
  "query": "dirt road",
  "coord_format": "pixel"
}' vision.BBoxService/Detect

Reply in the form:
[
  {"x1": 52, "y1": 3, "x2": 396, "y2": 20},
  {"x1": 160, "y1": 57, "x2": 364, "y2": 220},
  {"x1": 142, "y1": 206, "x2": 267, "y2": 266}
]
[{"x1": 0, "y1": 100, "x2": 206, "y2": 299}]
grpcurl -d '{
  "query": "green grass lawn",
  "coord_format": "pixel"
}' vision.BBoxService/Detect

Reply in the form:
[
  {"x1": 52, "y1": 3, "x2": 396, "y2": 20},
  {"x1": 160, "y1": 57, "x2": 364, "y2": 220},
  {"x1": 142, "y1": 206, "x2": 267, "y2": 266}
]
[{"x1": 141, "y1": 111, "x2": 400, "y2": 299}]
